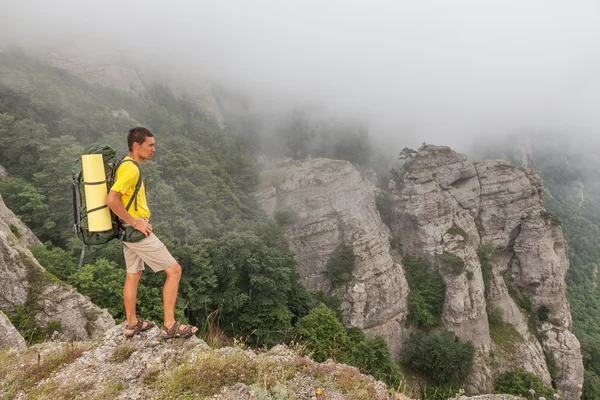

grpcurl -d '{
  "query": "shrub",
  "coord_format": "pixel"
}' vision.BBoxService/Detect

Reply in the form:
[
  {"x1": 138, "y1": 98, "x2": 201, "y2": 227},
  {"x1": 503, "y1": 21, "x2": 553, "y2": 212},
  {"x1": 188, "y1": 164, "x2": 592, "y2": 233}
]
[
  {"x1": 376, "y1": 191, "x2": 394, "y2": 228},
  {"x1": 326, "y1": 244, "x2": 356, "y2": 289},
  {"x1": 517, "y1": 295, "x2": 532, "y2": 313},
  {"x1": 295, "y1": 303, "x2": 352, "y2": 363},
  {"x1": 110, "y1": 344, "x2": 137, "y2": 363},
  {"x1": 478, "y1": 242, "x2": 495, "y2": 297},
  {"x1": 437, "y1": 251, "x2": 465, "y2": 275},
  {"x1": 9, "y1": 224, "x2": 20, "y2": 239},
  {"x1": 296, "y1": 304, "x2": 402, "y2": 388},
  {"x1": 537, "y1": 305, "x2": 550, "y2": 322},
  {"x1": 540, "y1": 210, "x2": 561, "y2": 225},
  {"x1": 403, "y1": 257, "x2": 445, "y2": 328},
  {"x1": 546, "y1": 352, "x2": 560, "y2": 380},
  {"x1": 389, "y1": 236, "x2": 402, "y2": 251},
  {"x1": 487, "y1": 306, "x2": 504, "y2": 328},
  {"x1": 446, "y1": 225, "x2": 468, "y2": 241},
  {"x1": 2, "y1": 306, "x2": 62, "y2": 345},
  {"x1": 401, "y1": 331, "x2": 474, "y2": 385},
  {"x1": 347, "y1": 331, "x2": 402, "y2": 388},
  {"x1": 407, "y1": 292, "x2": 436, "y2": 328},
  {"x1": 493, "y1": 368, "x2": 556, "y2": 398}
]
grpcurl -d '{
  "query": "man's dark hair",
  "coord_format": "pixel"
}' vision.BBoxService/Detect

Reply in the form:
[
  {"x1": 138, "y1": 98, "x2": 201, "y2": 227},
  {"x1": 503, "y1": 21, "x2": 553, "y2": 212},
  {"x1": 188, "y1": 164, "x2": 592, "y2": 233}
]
[{"x1": 127, "y1": 127, "x2": 153, "y2": 151}]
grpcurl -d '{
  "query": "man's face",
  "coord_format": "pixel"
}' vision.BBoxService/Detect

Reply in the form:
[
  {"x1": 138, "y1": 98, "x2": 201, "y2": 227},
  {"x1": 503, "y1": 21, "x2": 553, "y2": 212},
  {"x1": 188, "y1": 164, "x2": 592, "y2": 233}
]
[{"x1": 136, "y1": 136, "x2": 156, "y2": 160}]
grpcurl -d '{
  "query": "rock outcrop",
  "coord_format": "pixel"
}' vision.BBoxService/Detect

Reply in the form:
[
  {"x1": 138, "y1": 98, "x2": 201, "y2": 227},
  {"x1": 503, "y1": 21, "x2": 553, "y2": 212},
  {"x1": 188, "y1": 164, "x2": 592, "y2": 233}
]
[
  {"x1": 0, "y1": 310, "x2": 26, "y2": 351},
  {"x1": 257, "y1": 146, "x2": 583, "y2": 399},
  {"x1": 1, "y1": 324, "x2": 399, "y2": 400},
  {"x1": 0, "y1": 193, "x2": 114, "y2": 342},
  {"x1": 257, "y1": 159, "x2": 410, "y2": 358},
  {"x1": 0, "y1": 322, "x2": 527, "y2": 399},
  {"x1": 393, "y1": 147, "x2": 583, "y2": 398}
]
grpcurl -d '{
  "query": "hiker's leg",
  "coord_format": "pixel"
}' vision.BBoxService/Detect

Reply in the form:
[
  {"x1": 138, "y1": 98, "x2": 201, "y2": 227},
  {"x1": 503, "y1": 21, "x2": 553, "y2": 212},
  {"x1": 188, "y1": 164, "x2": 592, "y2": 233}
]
[
  {"x1": 163, "y1": 263, "x2": 181, "y2": 327},
  {"x1": 124, "y1": 271, "x2": 143, "y2": 326}
]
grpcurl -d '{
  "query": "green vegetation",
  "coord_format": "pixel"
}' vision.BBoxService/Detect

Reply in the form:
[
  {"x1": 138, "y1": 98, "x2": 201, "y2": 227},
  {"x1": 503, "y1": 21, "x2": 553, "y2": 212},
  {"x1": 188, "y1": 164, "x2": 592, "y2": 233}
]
[
  {"x1": 401, "y1": 331, "x2": 474, "y2": 385},
  {"x1": 375, "y1": 191, "x2": 394, "y2": 228},
  {"x1": 0, "y1": 51, "x2": 317, "y2": 347},
  {"x1": 446, "y1": 224, "x2": 468, "y2": 242},
  {"x1": 325, "y1": 244, "x2": 356, "y2": 289},
  {"x1": 2, "y1": 306, "x2": 61, "y2": 345},
  {"x1": 295, "y1": 303, "x2": 402, "y2": 388},
  {"x1": 403, "y1": 256, "x2": 445, "y2": 328},
  {"x1": 436, "y1": 251, "x2": 466, "y2": 275},
  {"x1": 0, "y1": 342, "x2": 84, "y2": 396},
  {"x1": 9, "y1": 224, "x2": 20, "y2": 238},
  {"x1": 477, "y1": 242, "x2": 495, "y2": 297},
  {"x1": 493, "y1": 369, "x2": 557, "y2": 398},
  {"x1": 537, "y1": 304, "x2": 550, "y2": 322},
  {"x1": 110, "y1": 343, "x2": 137, "y2": 362},
  {"x1": 489, "y1": 313, "x2": 523, "y2": 353}
]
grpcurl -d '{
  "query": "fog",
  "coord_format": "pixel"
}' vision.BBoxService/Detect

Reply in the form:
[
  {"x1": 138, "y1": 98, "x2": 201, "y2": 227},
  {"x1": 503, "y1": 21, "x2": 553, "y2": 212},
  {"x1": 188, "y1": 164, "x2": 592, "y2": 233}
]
[{"x1": 3, "y1": 0, "x2": 600, "y2": 151}]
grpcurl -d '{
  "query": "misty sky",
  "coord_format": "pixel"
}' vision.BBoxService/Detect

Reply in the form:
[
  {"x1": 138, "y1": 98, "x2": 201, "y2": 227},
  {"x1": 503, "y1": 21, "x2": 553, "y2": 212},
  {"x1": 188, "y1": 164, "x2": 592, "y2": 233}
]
[{"x1": 3, "y1": 0, "x2": 600, "y2": 149}]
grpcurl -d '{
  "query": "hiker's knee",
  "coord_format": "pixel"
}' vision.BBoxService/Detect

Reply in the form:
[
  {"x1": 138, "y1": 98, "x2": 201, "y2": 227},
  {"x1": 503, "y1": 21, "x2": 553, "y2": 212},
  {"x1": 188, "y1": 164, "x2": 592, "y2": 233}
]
[
  {"x1": 165, "y1": 263, "x2": 182, "y2": 280},
  {"x1": 125, "y1": 271, "x2": 143, "y2": 283}
]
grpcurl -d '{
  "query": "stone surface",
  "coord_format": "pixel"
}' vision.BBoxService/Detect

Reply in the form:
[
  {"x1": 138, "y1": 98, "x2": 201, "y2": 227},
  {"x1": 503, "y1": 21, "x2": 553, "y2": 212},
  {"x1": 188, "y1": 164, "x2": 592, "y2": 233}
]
[
  {"x1": 0, "y1": 310, "x2": 26, "y2": 351},
  {"x1": 257, "y1": 145, "x2": 583, "y2": 399},
  {"x1": 0, "y1": 194, "x2": 114, "y2": 341},
  {"x1": 388, "y1": 146, "x2": 582, "y2": 397},
  {"x1": 2, "y1": 324, "x2": 398, "y2": 399},
  {"x1": 257, "y1": 158, "x2": 410, "y2": 358}
]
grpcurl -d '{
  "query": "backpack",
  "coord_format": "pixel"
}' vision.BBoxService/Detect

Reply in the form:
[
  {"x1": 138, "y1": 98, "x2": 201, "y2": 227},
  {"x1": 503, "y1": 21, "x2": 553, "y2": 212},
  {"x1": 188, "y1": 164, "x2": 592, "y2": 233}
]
[{"x1": 72, "y1": 144, "x2": 144, "y2": 246}]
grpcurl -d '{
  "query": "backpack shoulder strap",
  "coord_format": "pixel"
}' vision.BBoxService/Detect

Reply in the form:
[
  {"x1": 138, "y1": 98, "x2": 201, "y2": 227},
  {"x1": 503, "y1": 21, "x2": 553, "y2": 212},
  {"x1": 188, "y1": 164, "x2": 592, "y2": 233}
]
[{"x1": 115, "y1": 158, "x2": 144, "y2": 212}]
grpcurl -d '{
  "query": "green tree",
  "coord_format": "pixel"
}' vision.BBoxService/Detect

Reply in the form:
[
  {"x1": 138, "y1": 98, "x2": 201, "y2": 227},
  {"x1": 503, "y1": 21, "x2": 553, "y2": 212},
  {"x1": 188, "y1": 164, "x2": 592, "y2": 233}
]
[
  {"x1": 326, "y1": 244, "x2": 356, "y2": 289},
  {"x1": 493, "y1": 369, "x2": 556, "y2": 398},
  {"x1": 295, "y1": 303, "x2": 352, "y2": 363},
  {"x1": 401, "y1": 331, "x2": 474, "y2": 385},
  {"x1": 0, "y1": 177, "x2": 52, "y2": 239},
  {"x1": 210, "y1": 231, "x2": 296, "y2": 345}
]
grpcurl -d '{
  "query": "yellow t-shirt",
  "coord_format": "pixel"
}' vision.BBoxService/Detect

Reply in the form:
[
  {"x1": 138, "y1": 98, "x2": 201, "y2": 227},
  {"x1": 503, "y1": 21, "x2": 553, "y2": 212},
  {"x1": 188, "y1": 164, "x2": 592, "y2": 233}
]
[{"x1": 110, "y1": 157, "x2": 150, "y2": 219}]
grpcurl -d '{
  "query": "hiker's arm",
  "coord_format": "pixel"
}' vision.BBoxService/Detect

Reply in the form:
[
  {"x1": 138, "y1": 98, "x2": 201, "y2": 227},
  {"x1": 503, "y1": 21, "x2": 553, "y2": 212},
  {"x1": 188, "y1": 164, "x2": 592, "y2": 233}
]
[{"x1": 106, "y1": 190, "x2": 152, "y2": 236}]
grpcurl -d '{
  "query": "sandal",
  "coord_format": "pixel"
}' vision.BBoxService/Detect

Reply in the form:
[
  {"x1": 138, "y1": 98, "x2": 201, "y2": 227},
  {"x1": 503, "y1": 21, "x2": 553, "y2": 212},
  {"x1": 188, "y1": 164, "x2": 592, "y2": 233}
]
[
  {"x1": 161, "y1": 321, "x2": 198, "y2": 340},
  {"x1": 124, "y1": 319, "x2": 155, "y2": 338}
]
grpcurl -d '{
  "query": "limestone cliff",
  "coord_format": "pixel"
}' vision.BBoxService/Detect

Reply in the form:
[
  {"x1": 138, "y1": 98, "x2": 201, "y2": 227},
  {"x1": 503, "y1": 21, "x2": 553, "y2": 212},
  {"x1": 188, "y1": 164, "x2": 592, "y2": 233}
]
[
  {"x1": 257, "y1": 159, "x2": 410, "y2": 359},
  {"x1": 0, "y1": 193, "x2": 114, "y2": 342},
  {"x1": 256, "y1": 146, "x2": 583, "y2": 399}
]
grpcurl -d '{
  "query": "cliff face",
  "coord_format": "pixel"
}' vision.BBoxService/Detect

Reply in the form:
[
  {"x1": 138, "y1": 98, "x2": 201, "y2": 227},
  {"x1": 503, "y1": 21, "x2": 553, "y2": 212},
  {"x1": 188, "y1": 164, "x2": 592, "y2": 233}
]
[
  {"x1": 257, "y1": 146, "x2": 583, "y2": 399},
  {"x1": 257, "y1": 158, "x2": 410, "y2": 358},
  {"x1": 0, "y1": 193, "x2": 114, "y2": 342}
]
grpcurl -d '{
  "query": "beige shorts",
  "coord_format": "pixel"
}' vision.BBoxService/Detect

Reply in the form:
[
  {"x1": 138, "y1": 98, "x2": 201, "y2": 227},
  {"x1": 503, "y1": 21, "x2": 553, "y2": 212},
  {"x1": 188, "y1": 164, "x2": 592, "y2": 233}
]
[{"x1": 122, "y1": 233, "x2": 177, "y2": 273}]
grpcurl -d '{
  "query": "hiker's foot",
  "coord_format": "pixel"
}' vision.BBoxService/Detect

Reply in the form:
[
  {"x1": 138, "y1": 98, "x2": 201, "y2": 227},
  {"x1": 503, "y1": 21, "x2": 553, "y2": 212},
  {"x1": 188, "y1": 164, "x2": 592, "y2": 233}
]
[
  {"x1": 161, "y1": 321, "x2": 198, "y2": 340},
  {"x1": 125, "y1": 319, "x2": 155, "y2": 338}
]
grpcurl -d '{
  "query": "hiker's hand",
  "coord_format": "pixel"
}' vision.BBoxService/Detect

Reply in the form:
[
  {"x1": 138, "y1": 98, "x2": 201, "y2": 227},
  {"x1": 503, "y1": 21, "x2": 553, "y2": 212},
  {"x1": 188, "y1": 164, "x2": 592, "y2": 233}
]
[{"x1": 133, "y1": 220, "x2": 152, "y2": 237}]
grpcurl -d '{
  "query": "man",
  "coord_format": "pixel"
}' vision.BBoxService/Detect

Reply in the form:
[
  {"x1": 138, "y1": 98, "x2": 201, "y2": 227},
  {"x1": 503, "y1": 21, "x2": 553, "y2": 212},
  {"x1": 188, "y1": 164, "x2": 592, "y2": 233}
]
[{"x1": 106, "y1": 127, "x2": 197, "y2": 339}]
